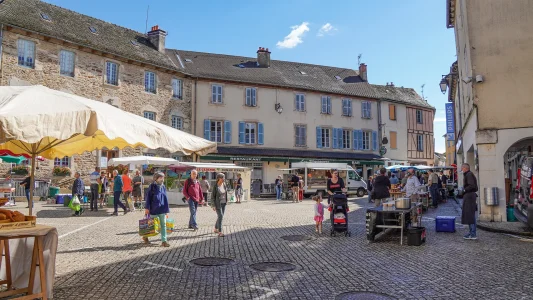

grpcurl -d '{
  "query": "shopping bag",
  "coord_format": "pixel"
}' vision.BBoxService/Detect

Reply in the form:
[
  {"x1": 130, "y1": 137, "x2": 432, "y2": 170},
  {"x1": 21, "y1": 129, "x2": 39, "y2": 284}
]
[
  {"x1": 127, "y1": 197, "x2": 135, "y2": 211},
  {"x1": 68, "y1": 195, "x2": 81, "y2": 212},
  {"x1": 138, "y1": 215, "x2": 160, "y2": 237},
  {"x1": 166, "y1": 216, "x2": 175, "y2": 234}
]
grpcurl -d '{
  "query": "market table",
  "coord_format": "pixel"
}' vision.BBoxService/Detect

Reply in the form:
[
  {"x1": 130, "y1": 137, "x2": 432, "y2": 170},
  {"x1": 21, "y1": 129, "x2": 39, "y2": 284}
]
[
  {"x1": 365, "y1": 202, "x2": 422, "y2": 245},
  {"x1": 0, "y1": 224, "x2": 58, "y2": 299}
]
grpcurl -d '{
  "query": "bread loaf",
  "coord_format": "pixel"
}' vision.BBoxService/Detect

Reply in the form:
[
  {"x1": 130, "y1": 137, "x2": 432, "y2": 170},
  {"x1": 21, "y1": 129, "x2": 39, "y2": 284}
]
[
  {"x1": 0, "y1": 213, "x2": 6, "y2": 220},
  {"x1": 0, "y1": 209, "x2": 14, "y2": 221}
]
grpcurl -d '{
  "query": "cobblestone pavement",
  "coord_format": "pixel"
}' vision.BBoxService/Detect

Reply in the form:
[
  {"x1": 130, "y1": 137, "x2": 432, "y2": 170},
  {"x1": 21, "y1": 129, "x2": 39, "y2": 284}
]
[
  {"x1": 477, "y1": 219, "x2": 533, "y2": 236},
  {"x1": 9, "y1": 197, "x2": 533, "y2": 300}
]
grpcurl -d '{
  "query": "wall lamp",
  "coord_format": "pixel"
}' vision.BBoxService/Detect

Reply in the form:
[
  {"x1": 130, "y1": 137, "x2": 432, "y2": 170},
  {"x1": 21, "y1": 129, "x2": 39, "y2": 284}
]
[{"x1": 274, "y1": 103, "x2": 283, "y2": 114}]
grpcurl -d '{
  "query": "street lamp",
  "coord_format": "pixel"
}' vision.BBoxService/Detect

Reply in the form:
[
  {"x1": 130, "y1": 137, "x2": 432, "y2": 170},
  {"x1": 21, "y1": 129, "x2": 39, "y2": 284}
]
[
  {"x1": 439, "y1": 76, "x2": 448, "y2": 94},
  {"x1": 274, "y1": 103, "x2": 283, "y2": 114}
]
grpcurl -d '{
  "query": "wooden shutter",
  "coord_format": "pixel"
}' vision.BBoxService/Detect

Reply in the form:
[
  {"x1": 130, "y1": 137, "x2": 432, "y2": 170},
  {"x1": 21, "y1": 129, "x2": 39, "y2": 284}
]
[
  {"x1": 238, "y1": 122, "x2": 245, "y2": 144},
  {"x1": 316, "y1": 127, "x2": 322, "y2": 148},
  {"x1": 390, "y1": 131, "x2": 397, "y2": 149},
  {"x1": 224, "y1": 121, "x2": 232, "y2": 144},
  {"x1": 258, "y1": 122, "x2": 264, "y2": 145},
  {"x1": 389, "y1": 104, "x2": 396, "y2": 120},
  {"x1": 204, "y1": 119, "x2": 211, "y2": 140}
]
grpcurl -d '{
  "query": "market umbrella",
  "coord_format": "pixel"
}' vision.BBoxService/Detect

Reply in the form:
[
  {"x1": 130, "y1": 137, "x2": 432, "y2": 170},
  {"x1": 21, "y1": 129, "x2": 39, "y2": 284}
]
[
  {"x1": 0, "y1": 85, "x2": 217, "y2": 215},
  {"x1": 0, "y1": 155, "x2": 26, "y2": 164}
]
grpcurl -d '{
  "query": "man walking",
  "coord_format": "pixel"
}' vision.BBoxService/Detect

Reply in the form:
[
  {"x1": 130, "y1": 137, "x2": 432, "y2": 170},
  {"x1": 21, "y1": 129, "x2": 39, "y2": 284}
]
[
  {"x1": 132, "y1": 170, "x2": 144, "y2": 208},
  {"x1": 461, "y1": 163, "x2": 478, "y2": 240},
  {"x1": 183, "y1": 169, "x2": 203, "y2": 230},
  {"x1": 427, "y1": 169, "x2": 440, "y2": 208},
  {"x1": 111, "y1": 170, "x2": 128, "y2": 216},
  {"x1": 372, "y1": 168, "x2": 391, "y2": 207},
  {"x1": 89, "y1": 167, "x2": 100, "y2": 211},
  {"x1": 72, "y1": 172, "x2": 84, "y2": 216},
  {"x1": 20, "y1": 173, "x2": 32, "y2": 208}
]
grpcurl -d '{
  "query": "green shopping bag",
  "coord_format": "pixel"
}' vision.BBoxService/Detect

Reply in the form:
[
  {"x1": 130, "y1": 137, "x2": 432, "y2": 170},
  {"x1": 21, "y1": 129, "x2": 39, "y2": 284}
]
[{"x1": 68, "y1": 195, "x2": 81, "y2": 212}]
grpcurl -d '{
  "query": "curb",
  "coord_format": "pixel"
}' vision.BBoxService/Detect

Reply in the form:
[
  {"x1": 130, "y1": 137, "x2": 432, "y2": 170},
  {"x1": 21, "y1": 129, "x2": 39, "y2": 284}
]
[{"x1": 477, "y1": 223, "x2": 533, "y2": 237}]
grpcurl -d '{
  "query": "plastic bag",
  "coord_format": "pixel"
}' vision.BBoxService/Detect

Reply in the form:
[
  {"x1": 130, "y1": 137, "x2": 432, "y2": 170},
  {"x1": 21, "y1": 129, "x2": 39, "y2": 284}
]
[
  {"x1": 139, "y1": 215, "x2": 160, "y2": 237},
  {"x1": 69, "y1": 195, "x2": 81, "y2": 212},
  {"x1": 127, "y1": 197, "x2": 135, "y2": 211},
  {"x1": 166, "y1": 216, "x2": 175, "y2": 234}
]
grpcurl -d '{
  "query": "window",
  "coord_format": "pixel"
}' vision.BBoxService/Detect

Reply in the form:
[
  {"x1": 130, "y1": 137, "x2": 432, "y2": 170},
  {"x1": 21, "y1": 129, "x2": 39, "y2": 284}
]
[
  {"x1": 54, "y1": 156, "x2": 69, "y2": 167},
  {"x1": 295, "y1": 125, "x2": 306, "y2": 147},
  {"x1": 361, "y1": 101, "x2": 371, "y2": 119},
  {"x1": 389, "y1": 104, "x2": 396, "y2": 120},
  {"x1": 205, "y1": 120, "x2": 231, "y2": 144},
  {"x1": 362, "y1": 131, "x2": 371, "y2": 150},
  {"x1": 40, "y1": 13, "x2": 51, "y2": 21},
  {"x1": 342, "y1": 99, "x2": 352, "y2": 116},
  {"x1": 417, "y1": 134, "x2": 424, "y2": 151},
  {"x1": 295, "y1": 94, "x2": 305, "y2": 112},
  {"x1": 245, "y1": 88, "x2": 257, "y2": 107},
  {"x1": 59, "y1": 50, "x2": 75, "y2": 77},
  {"x1": 390, "y1": 131, "x2": 397, "y2": 149},
  {"x1": 17, "y1": 39, "x2": 35, "y2": 68},
  {"x1": 144, "y1": 111, "x2": 155, "y2": 121},
  {"x1": 321, "y1": 96, "x2": 331, "y2": 114},
  {"x1": 145, "y1": 71, "x2": 156, "y2": 94},
  {"x1": 320, "y1": 128, "x2": 331, "y2": 148},
  {"x1": 210, "y1": 120, "x2": 223, "y2": 143},
  {"x1": 172, "y1": 79, "x2": 182, "y2": 99},
  {"x1": 105, "y1": 61, "x2": 118, "y2": 85},
  {"x1": 89, "y1": 26, "x2": 97, "y2": 34},
  {"x1": 212, "y1": 85, "x2": 223, "y2": 103},
  {"x1": 244, "y1": 122, "x2": 256, "y2": 144},
  {"x1": 171, "y1": 115, "x2": 183, "y2": 130},
  {"x1": 416, "y1": 109, "x2": 423, "y2": 124},
  {"x1": 342, "y1": 129, "x2": 351, "y2": 149}
]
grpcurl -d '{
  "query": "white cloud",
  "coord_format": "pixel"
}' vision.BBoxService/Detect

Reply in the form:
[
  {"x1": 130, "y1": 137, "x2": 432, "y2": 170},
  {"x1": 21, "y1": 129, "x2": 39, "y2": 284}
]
[
  {"x1": 276, "y1": 22, "x2": 310, "y2": 49},
  {"x1": 434, "y1": 117, "x2": 446, "y2": 123},
  {"x1": 317, "y1": 23, "x2": 336, "y2": 37}
]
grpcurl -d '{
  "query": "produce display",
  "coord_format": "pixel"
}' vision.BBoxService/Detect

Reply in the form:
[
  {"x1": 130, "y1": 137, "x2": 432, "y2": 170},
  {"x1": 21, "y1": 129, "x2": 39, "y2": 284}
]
[{"x1": 0, "y1": 209, "x2": 26, "y2": 223}]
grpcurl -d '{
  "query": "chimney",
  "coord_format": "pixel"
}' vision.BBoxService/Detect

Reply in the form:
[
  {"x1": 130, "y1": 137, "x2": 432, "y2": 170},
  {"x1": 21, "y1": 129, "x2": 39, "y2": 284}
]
[
  {"x1": 390, "y1": 82, "x2": 394, "y2": 87},
  {"x1": 257, "y1": 47, "x2": 271, "y2": 68},
  {"x1": 147, "y1": 25, "x2": 167, "y2": 53},
  {"x1": 359, "y1": 63, "x2": 367, "y2": 82}
]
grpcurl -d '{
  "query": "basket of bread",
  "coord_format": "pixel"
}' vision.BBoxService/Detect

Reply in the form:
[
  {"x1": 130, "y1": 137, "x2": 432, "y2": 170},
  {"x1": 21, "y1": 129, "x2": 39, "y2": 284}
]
[{"x1": 0, "y1": 209, "x2": 36, "y2": 230}]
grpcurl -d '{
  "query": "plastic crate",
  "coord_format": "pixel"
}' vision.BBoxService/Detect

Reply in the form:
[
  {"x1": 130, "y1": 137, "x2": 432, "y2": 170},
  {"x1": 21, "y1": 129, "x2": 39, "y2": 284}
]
[
  {"x1": 407, "y1": 227, "x2": 426, "y2": 246},
  {"x1": 436, "y1": 216, "x2": 456, "y2": 232}
]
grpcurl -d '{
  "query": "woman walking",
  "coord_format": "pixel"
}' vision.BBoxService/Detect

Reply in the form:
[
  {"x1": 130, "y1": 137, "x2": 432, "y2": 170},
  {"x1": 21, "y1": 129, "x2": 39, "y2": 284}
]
[
  {"x1": 234, "y1": 173, "x2": 243, "y2": 203},
  {"x1": 211, "y1": 173, "x2": 228, "y2": 237},
  {"x1": 144, "y1": 172, "x2": 170, "y2": 247},
  {"x1": 275, "y1": 175, "x2": 283, "y2": 201},
  {"x1": 200, "y1": 175, "x2": 210, "y2": 206}
]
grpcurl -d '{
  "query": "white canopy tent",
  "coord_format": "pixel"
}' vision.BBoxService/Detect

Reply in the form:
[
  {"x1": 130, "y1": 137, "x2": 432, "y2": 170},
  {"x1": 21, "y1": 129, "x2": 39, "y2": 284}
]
[{"x1": 108, "y1": 156, "x2": 179, "y2": 166}]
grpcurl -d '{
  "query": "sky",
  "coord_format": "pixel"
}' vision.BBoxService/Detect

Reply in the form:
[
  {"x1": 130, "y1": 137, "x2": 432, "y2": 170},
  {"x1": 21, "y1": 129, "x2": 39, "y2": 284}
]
[{"x1": 45, "y1": 0, "x2": 456, "y2": 153}]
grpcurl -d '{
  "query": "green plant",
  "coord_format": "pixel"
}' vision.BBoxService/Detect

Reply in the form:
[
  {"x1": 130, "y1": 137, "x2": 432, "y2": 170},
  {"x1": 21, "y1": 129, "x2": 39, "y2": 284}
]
[
  {"x1": 53, "y1": 166, "x2": 71, "y2": 176},
  {"x1": 12, "y1": 165, "x2": 28, "y2": 175}
]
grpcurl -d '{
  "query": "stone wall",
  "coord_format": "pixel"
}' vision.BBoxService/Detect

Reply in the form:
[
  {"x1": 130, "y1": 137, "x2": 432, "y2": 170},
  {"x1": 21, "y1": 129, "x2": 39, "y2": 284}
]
[{"x1": 0, "y1": 29, "x2": 193, "y2": 179}]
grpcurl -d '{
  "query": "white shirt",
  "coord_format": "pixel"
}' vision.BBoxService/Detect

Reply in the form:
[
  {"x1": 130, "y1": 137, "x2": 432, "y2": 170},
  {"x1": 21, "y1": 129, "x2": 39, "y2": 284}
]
[
  {"x1": 402, "y1": 176, "x2": 422, "y2": 197},
  {"x1": 89, "y1": 171, "x2": 100, "y2": 184}
]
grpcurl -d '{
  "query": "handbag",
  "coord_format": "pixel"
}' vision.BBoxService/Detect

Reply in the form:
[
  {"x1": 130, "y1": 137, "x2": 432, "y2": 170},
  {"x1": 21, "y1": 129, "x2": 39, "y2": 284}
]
[{"x1": 139, "y1": 215, "x2": 160, "y2": 237}]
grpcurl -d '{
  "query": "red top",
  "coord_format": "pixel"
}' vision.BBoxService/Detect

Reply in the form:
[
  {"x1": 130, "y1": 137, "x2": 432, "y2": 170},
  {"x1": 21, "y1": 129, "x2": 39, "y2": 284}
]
[{"x1": 183, "y1": 178, "x2": 204, "y2": 202}]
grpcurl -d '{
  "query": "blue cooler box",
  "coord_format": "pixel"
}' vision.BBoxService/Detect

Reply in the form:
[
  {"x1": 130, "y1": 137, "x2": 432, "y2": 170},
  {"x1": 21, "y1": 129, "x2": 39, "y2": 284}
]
[{"x1": 436, "y1": 216, "x2": 456, "y2": 232}]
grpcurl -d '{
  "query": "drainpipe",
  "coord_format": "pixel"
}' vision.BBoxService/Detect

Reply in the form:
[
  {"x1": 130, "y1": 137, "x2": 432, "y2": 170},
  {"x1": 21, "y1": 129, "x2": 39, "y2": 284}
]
[
  {"x1": 193, "y1": 77, "x2": 198, "y2": 136},
  {"x1": 377, "y1": 99, "x2": 383, "y2": 157}
]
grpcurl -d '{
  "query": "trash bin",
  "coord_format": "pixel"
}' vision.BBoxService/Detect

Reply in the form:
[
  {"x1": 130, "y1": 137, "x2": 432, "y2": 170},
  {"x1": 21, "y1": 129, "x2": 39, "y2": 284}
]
[
  {"x1": 507, "y1": 207, "x2": 517, "y2": 222},
  {"x1": 49, "y1": 186, "x2": 60, "y2": 198},
  {"x1": 407, "y1": 227, "x2": 426, "y2": 246}
]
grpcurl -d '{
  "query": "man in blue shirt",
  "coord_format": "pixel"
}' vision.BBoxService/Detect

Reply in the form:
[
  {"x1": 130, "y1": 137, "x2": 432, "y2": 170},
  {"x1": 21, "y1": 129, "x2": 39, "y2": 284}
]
[
  {"x1": 112, "y1": 170, "x2": 128, "y2": 216},
  {"x1": 71, "y1": 172, "x2": 85, "y2": 216},
  {"x1": 390, "y1": 174, "x2": 399, "y2": 185}
]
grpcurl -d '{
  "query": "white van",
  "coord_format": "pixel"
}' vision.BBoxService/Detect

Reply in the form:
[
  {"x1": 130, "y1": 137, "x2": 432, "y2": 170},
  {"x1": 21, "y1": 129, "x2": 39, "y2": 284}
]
[{"x1": 281, "y1": 162, "x2": 367, "y2": 198}]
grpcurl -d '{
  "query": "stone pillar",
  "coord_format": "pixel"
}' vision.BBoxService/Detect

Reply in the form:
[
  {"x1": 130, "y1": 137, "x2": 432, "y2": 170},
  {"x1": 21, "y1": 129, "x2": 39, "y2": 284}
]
[{"x1": 477, "y1": 143, "x2": 505, "y2": 222}]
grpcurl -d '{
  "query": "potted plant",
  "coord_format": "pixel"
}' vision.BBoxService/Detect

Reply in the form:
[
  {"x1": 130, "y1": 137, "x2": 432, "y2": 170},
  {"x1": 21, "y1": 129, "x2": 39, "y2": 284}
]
[
  {"x1": 12, "y1": 165, "x2": 29, "y2": 176},
  {"x1": 53, "y1": 166, "x2": 71, "y2": 176}
]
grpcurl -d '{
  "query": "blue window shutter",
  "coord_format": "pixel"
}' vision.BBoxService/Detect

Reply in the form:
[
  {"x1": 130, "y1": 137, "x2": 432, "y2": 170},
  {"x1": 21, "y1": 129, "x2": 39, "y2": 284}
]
[
  {"x1": 204, "y1": 119, "x2": 211, "y2": 140},
  {"x1": 361, "y1": 102, "x2": 365, "y2": 118},
  {"x1": 358, "y1": 130, "x2": 364, "y2": 150},
  {"x1": 348, "y1": 100, "x2": 352, "y2": 116},
  {"x1": 258, "y1": 122, "x2": 264, "y2": 145},
  {"x1": 224, "y1": 121, "x2": 232, "y2": 144},
  {"x1": 327, "y1": 98, "x2": 331, "y2": 114},
  {"x1": 252, "y1": 89, "x2": 257, "y2": 106},
  {"x1": 332, "y1": 128, "x2": 338, "y2": 149},
  {"x1": 368, "y1": 102, "x2": 372, "y2": 118},
  {"x1": 353, "y1": 130, "x2": 359, "y2": 150},
  {"x1": 372, "y1": 131, "x2": 378, "y2": 151},
  {"x1": 316, "y1": 127, "x2": 322, "y2": 148},
  {"x1": 238, "y1": 122, "x2": 245, "y2": 144}
]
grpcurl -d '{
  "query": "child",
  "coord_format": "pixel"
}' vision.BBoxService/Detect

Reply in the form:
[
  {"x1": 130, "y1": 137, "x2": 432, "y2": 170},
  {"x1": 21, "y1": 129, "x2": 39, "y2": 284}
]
[{"x1": 313, "y1": 195, "x2": 326, "y2": 234}]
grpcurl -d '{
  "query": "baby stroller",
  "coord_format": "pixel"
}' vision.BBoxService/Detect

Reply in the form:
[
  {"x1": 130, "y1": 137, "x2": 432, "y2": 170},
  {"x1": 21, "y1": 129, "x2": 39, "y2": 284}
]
[{"x1": 329, "y1": 193, "x2": 351, "y2": 237}]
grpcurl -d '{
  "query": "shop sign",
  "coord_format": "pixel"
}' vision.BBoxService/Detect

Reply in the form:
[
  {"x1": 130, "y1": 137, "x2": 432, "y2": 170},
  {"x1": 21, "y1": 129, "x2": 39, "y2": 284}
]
[
  {"x1": 230, "y1": 157, "x2": 261, "y2": 161},
  {"x1": 351, "y1": 161, "x2": 360, "y2": 165},
  {"x1": 445, "y1": 103, "x2": 455, "y2": 140}
]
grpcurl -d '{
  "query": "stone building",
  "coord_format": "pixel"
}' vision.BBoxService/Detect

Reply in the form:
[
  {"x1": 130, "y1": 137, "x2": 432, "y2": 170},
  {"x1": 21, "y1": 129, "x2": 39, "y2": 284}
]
[
  {"x1": 444, "y1": 0, "x2": 533, "y2": 222},
  {"x1": 0, "y1": 0, "x2": 191, "y2": 181}
]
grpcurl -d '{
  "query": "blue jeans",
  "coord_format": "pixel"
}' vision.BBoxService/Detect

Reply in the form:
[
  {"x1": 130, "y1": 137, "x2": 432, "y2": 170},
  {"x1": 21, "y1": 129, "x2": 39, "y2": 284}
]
[
  {"x1": 188, "y1": 199, "x2": 198, "y2": 228},
  {"x1": 469, "y1": 218, "x2": 477, "y2": 237},
  {"x1": 275, "y1": 185, "x2": 282, "y2": 200},
  {"x1": 25, "y1": 189, "x2": 32, "y2": 207},
  {"x1": 113, "y1": 191, "x2": 127, "y2": 213},
  {"x1": 430, "y1": 184, "x2": 439, "y2": 206},
  {"x1": 151, "y1": 214, "x2": 167, "y2": 242},
  {"x1": 215, "y1": 203, "x2": 226, "y2": 231}
]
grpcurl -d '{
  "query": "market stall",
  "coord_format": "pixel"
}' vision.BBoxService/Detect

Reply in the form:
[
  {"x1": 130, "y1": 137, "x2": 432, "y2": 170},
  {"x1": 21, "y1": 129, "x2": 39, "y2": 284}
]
[
  {"x1": 167, "y1": 162, "x2": 251, "y2": 205},
  {"x1": 366, "y1": 201, "x2": 422, "y2": 245}
]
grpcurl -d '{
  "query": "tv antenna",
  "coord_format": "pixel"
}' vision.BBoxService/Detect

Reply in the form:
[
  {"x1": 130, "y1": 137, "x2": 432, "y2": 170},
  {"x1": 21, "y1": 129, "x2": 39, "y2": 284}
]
[
  {"x1": 421, "y1": 84, "x2": 427, "y2": 101},
  {"x1": 357, "y1": 54, "x2": 362, "y2": 65},
  {"x1": 145, "y1": 5, "x2": 150, "y2": 34}
]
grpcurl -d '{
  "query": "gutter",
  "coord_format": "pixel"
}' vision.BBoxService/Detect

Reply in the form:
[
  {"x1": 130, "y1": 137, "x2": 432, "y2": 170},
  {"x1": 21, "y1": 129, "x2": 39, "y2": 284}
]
[{"x1": 193, "y1": 77, "x2": 198, "y2": 136}]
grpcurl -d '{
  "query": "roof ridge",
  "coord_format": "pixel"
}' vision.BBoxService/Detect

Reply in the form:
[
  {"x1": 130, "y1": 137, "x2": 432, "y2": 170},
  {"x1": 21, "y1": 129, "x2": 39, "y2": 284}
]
[
  {"x1": 172, "y1": 48, "x2": 357, "y2": 73},
  {"x1": 38, "y1": 0, "x2": 149, "y2": 38}
]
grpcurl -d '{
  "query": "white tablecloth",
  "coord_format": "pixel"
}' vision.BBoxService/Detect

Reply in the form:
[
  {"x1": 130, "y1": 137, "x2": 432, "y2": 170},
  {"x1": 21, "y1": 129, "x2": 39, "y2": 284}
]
[{"x1": 0, "y1": 224, "x2": 58, "y2": 299}]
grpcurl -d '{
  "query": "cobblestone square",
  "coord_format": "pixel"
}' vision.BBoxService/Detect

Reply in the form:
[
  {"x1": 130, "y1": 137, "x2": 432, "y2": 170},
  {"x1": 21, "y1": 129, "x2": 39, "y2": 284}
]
[{"x1": 10, "y1": 197, "x2": 533, "y2": 300}]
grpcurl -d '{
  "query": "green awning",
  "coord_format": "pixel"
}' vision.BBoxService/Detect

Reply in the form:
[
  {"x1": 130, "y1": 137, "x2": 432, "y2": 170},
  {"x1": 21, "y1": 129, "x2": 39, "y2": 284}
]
[
  {"x1": 0, "y1": 155, "x2": 26, "y2": 164},
  {"x1": 201, "y1": 155, "x2": 385, "y2": 166}
]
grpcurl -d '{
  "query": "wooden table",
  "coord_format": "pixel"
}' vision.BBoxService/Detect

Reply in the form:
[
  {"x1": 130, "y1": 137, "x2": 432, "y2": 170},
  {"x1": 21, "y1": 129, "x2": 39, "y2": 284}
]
[{"x1": 0, "y1": 225, "x2": 57, "y2": 300}]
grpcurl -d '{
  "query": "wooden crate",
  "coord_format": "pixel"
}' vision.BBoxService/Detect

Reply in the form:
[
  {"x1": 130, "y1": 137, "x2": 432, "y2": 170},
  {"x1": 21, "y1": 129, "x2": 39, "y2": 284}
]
[{"x1": 0, "y1": 216, "x2": 36, "y2": 230}]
